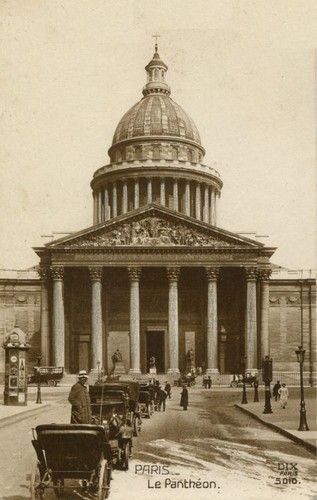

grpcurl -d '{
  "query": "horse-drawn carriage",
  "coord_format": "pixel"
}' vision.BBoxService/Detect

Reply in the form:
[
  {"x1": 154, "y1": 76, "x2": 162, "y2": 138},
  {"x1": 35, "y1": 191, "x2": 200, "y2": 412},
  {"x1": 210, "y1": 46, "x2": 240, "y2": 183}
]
[
  {"x1": 94, "y1": 380, "x2": 141, "y2": 437},
  {"x1": 89, "y1": 385, "x2": 134, "y2": 471},
  {"x1": 30, "y1": 424, "x2": 112, "y2": 499}
]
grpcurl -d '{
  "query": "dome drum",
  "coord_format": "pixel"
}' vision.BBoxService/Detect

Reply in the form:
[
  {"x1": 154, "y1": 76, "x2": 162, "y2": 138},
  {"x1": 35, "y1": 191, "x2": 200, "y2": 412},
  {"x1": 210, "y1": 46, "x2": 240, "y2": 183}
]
[
  {"x1": 109, "y1": 138, "x2": 204, "y2": 164},
  {"x1": 92, "y1": 174, "x2": 220, "y2": 227}
]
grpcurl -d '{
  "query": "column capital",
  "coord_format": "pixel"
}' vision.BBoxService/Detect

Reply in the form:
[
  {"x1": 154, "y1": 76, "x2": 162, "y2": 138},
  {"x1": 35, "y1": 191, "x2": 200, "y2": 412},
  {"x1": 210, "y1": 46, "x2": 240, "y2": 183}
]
[
  {"x1": 37, "y1": 266, "x2": 50, "y2": 281},
  {"x1": 167, "y1": 267, "x2": 180, "y2": 282},
  {"x1": 89, "y1": 266, "x2": 103, "y2": 281},
  {"x1": 257, "y1": 269, "x2": 272, "y2": 282},
  {"x1": 50, "y1": 266, "x2": 64, "y2": 280},
  {"x1": 205, "y1": 267, "x2": 220, "y2": 281},
  {"x1": 128, "y1": 267, "x2": 142, "y2": 281},
  {"x1": 245, "y1": 267, "x2": 257, "y2": 281}
]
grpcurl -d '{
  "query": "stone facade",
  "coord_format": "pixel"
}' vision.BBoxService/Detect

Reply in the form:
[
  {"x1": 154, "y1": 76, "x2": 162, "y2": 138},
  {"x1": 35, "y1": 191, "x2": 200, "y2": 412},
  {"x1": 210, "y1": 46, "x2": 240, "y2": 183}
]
[{"x1": 0, "y1": 266, "x2": 315, "y2": 384}]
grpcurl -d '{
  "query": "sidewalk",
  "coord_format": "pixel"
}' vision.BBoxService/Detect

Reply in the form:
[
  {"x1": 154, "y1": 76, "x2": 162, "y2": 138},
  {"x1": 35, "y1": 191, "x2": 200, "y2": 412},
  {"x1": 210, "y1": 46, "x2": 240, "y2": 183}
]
[{"x1": 235, "y1": 388, "x2": 317, "y2": 454}]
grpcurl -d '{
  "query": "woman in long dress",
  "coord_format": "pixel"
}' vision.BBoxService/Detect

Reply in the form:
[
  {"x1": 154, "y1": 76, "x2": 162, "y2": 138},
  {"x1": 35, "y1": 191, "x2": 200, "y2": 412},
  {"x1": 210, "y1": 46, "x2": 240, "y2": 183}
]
[
  {"x1": 278, "y1": 383, "x2": 289, "y2": 408},
  {"x1": 180, "y1": 384, "x2": 189, "y2": 411}
]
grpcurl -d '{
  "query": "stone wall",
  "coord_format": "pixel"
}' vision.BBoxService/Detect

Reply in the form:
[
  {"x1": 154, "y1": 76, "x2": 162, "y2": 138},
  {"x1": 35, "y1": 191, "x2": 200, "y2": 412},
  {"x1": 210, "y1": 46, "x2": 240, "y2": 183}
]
[{"x1": 0, "y1": 271, "x2": 41, "y2": 383}]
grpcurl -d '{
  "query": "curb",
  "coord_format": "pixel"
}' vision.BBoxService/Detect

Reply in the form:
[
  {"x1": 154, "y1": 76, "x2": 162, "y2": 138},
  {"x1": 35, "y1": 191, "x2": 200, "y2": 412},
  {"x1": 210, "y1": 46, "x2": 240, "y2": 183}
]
[
  {"x1": 234, "y1": 404, "x2": 316, "y2": 455},
  {"x1": 0, "y1": 403, "x2": 51, "y2": 428}
]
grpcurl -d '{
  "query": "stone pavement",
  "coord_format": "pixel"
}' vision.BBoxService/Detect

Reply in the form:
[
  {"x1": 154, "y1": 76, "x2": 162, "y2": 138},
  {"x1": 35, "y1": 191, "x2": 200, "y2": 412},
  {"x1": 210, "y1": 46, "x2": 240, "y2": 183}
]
[{"x1": 235, "y1": 387, "x2": 317, "y2": 454}]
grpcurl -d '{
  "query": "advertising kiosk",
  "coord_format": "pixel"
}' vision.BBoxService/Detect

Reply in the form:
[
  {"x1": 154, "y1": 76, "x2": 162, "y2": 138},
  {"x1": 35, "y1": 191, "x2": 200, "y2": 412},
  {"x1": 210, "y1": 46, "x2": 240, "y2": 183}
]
[{"x1": 3, "y1": 327, "x2": 30, "y2": 406}]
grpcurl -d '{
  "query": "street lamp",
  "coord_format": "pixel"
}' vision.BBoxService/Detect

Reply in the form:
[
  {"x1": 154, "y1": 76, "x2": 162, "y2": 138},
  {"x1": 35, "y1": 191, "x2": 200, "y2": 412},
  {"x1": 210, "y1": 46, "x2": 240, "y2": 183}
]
[
  {"x1": 241, "y1": 355, "x2": 248, "y2": 404},
  {"x1": 262, "y1": 356, "x2": 273, "y2": 414},
  {"x1": 295, "y1": 346, "x2": 309, "y2": 431},
  {"x1": 36, "y1": 355, "x2": 42, "y2": 404}
]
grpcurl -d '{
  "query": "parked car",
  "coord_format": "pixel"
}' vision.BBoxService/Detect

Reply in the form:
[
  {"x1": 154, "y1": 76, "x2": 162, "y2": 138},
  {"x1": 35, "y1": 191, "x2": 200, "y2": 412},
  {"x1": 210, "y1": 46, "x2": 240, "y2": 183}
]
[{"x1": 27, "y1": 366, "x2": 64, "y2": 387}]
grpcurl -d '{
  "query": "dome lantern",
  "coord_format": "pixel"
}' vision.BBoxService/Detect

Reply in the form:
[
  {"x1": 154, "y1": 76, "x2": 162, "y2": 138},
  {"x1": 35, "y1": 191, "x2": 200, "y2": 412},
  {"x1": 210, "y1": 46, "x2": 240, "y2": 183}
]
[{"x1": 142, "y1": 43, "x2": 171, "y2": 97}]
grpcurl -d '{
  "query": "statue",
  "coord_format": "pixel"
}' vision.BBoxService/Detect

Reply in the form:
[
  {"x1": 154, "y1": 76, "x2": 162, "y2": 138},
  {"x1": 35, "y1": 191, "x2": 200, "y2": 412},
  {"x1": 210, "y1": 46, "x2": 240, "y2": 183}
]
[
  {"x1": 149, "y1": 355, "x2": 156, "y2": 374},
  {"x1": 111, "y1": 349, "x2": 125, "y2": 375}
]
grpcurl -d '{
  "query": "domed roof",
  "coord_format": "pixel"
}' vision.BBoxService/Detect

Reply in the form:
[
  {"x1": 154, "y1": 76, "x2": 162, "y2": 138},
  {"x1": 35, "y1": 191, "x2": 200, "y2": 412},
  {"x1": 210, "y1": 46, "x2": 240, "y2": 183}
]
[{"x1": 112, "y1": 94, "x2": 201, "y2": 146}]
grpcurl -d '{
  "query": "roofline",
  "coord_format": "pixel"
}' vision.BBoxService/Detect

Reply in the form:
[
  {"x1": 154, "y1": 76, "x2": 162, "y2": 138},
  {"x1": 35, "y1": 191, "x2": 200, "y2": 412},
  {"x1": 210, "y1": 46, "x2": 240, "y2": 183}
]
[{"x1": 108, "y1": 135, "x2": 205, "y2": 157}]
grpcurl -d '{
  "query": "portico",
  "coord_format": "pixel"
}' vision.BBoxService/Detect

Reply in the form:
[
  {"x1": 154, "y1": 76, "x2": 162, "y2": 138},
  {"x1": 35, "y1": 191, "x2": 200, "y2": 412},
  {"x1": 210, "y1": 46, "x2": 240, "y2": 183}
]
[{"x1": 35, "y1": 205, "x2": 274, "y2": 378}]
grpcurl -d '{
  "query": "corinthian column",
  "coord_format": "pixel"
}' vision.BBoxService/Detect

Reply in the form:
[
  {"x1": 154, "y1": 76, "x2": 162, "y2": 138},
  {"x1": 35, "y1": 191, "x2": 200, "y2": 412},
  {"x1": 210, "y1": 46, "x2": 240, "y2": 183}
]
[
  {"x1": 258, "y1": 269, "x2": 271, "y2": 358},
  {"x1": 167, "y1": 267, "x2": 180, "y2": 375},
  {"x1": 38, "y1": 266, "x2": 50, "y2": 365},
  {"x1": 160, "y1": 178, "x2": 166, "y2": 206},
  {"x1": 112, "y1": 183, "x2": 117, "y2": 217},
  {"x1": 89, "y1": 267, "x2": 103, "y2": 372},
  {"x1": 51, "y1": 266, "x2": 65, "y2": 368},
  {"x1": 134, "y1": 179, "x2": 139, "y2": 209},
  {"x1": 205, "y1": 267, "x2": 219, "y2": 374},
  {"x1": 203, "y1": 185, "x2": 209, "y2": 223},
  {"x1": 195, "y1": 183, "x2": 201, "y2": 220},
  {"x1": 122, "y1": 181, "x2": 128, "y2": 214},
  {"x1": 173, "y1": 179, "x2": 178, "y2": 211},
  {"x1": 147, "y1": 179, "x2": 152, "y2": 204},
  {"x1": 128, "y1": 267, "x2": 141, "y2": 374},
  {"x1": 245, "y1": 267, "x2": 258, "y2": 373},
  {"x1": 184, "y1": 181, "x2": 190, "y2": 216}
]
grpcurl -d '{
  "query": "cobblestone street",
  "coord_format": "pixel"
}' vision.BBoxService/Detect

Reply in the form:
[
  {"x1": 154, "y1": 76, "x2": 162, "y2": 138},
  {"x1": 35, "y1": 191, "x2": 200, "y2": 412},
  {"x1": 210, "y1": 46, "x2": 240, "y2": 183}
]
[{"x1": 0, "y1": 387, "x2": 316, "y2": 500}]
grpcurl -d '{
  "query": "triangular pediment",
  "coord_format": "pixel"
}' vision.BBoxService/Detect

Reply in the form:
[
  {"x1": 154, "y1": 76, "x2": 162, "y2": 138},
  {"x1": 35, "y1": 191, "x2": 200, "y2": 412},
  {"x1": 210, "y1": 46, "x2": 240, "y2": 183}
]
[{"x1": 46, "y1": 204, "x2": 264, "y2": 250}]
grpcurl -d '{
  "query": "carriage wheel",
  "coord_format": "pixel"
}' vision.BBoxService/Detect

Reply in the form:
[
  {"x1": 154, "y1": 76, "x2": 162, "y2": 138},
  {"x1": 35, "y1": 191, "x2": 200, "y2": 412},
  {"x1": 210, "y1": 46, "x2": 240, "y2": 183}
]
[
  {"x1": 98, "y1": 458, "x2": 112, "y2": 499},
  {"x1": 47, "y1": 379, "x2": 56, "y2": 387},
  {"x1": 30, "y1": 466, "x2": 44, "y2": 499},
  {"x1": 53, "y1": 479, "x2": 64, "y2": 498},
  {"x1": 121, "y1": 442, "x2": 130, "y2": 471}
]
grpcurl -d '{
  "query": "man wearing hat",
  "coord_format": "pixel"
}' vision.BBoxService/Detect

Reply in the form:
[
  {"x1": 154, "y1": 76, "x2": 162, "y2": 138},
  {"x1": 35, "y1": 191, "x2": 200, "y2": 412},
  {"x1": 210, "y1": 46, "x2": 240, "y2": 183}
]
[{"x1": 68, "y1": 370, "x2": 92, "y2": 424}]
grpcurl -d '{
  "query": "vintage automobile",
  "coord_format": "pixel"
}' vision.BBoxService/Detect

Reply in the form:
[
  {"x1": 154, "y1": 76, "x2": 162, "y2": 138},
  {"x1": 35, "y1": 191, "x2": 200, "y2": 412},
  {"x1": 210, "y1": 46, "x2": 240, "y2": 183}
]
[
  {"x1": 30, "y1": 423, "x2": 112, "y2": 499},
  {"x1": 27, "y1": 366, "x2": 64, "y2": 387},
  {"x1": 89, "y1": 385, "x2": 134, "y2": 470},
  {"x1": 94, "y1": 380, "x2": 141, "y2": 436},
  {"x1": 176, "y1": 373, "x2": 196, "y2": 387},
  {"x1": 230, "y1": 373, "x2": 257, "y2": 388}
]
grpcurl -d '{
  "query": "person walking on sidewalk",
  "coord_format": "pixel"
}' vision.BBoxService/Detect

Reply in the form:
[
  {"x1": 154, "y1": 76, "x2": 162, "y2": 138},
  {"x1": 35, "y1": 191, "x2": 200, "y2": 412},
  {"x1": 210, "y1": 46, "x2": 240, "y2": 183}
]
[
  {"x1": 180, "y1": 384, "x2": 189, "y2": 411},
  {"x1": 68, "y1": 370, "x2": 92, "y2": 423},
  {"x1": 273, "y1": 380, "x2": 281, "y2": 401},
  {"x1": 164, "y1": 381, "x2": 171, "y2": 399},
  {"x1": 278, "y1": 383, "x2": 289, "y2": 409}
]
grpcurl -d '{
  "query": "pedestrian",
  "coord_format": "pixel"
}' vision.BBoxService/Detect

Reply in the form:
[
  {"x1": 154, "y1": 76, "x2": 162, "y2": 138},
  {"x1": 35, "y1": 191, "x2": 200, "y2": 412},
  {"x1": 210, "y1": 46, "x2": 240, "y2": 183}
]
[
  {"x1": 180, "y1": 384, "x2": 189, "y2": 411},
  {"x1": 278, "y1": 383, "x2": 288, "y2": 408},
  {"x1": 207, "y1": 376, "x2": 212, "y2": 389},
  {"x1": 158, "y1": 386, "x2": 167, "y2": 411},
  {"x1": 273, "y1": 380, "x2": 281, "y2": 401},
  {"x1": 164, "y1": 381, "x2": 171, "y2": 399},
  {"x1": 68, "y1": 370, "x2": 92, "y2": 424}
]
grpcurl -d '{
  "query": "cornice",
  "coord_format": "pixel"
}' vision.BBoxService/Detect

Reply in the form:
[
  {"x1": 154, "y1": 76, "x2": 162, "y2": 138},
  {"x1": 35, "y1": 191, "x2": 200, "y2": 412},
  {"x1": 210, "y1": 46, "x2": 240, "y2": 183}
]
[{"x1": 108, "y1": 135, "x2": 205, "y2": 156}]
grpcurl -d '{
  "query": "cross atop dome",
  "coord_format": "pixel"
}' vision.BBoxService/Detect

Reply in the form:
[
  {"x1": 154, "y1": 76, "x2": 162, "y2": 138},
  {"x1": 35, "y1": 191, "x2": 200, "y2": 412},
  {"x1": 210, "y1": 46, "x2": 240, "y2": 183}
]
[{"x1": 152, "y1": 33, "x2": 160, "y2": 53}]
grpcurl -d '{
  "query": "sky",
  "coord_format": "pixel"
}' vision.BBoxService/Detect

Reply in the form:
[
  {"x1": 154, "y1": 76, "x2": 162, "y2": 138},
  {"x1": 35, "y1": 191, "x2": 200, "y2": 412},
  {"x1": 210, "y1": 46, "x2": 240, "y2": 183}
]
[{"x1": 0, "y1": 0, "x2": 316, "y2": 270}]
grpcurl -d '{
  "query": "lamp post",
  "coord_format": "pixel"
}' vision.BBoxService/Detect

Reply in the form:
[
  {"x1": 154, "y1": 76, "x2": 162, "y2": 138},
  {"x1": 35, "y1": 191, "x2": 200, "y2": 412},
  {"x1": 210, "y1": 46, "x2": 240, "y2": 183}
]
[
  {"x1": 295, "y1": 345, "x2": 309, "y2": 431},
  {"x1": 97, "y1": 361, "x2": 101, "y2": 384},
  {"x1": 36, "y1": 355, "x2": 42, "y2": 404},
  {"x1": 241, "y1": 355, "x2": 248, "y2": 404},
  {"x1": 262, "y1": 356, "x2": 273, "y2": 414}
]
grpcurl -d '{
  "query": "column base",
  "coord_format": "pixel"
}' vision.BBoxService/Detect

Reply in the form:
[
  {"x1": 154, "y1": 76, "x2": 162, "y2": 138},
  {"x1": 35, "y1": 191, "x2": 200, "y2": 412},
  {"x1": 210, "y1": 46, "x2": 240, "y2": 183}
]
[
  {"x1": 167, "y1": 368, "x2": 180, "y2": 376},
  {"x1": 206, "y1": 368, "x2": 220, "y2": 376},
  {"x1": 246, "y1": 369, "x2": 258, "y2": 376},
  {"x1": 129, "y1": 368, "x2": 141, "y2": 375}
]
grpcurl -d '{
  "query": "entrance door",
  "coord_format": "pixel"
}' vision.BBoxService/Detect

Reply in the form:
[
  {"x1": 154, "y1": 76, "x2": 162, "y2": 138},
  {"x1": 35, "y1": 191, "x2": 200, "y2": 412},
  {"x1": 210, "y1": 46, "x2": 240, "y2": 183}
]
[
  {"x1": 77, "y1": 341, "x2": 90, "y2": 372},
  {"x1": 146, "y1": 331, "x2": 165, "y2": 373}
]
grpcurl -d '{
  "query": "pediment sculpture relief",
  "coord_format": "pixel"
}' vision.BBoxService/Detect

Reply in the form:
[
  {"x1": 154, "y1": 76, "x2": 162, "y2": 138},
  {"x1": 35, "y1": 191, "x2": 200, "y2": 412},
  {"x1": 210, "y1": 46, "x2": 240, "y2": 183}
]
[{"x1": 66, "y1": 217, "x2": 236, "y2": 248}]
